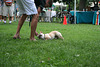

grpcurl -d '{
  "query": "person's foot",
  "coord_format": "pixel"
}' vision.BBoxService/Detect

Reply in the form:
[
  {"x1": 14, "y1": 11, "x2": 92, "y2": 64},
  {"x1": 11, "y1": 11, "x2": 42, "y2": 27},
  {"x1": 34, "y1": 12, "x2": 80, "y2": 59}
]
[
  {"x1": 35, "y1": 32, "x2": 38, "y2": 36},
  {"x1": 30, "y1": 38, "x2": 37, "y2": 41},
  {"x1": 9, "y1": 23, "x2": 12, "y2": 24},
  {"x1": 13, "y1": 34, "x2": 21, "y2": 39},
  {"x1": 9, "y1": 21, "x2": 12, "y2": 24},
  {"x1": 4, "y1": 21, "x2": 6, "y2": 24}
]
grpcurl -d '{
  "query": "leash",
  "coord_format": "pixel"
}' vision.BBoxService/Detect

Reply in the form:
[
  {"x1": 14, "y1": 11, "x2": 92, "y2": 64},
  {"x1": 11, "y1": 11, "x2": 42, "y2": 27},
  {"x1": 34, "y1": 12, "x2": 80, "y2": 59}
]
[{"x1": 29, "y1": 15, "x2": 32, "y2": 26}]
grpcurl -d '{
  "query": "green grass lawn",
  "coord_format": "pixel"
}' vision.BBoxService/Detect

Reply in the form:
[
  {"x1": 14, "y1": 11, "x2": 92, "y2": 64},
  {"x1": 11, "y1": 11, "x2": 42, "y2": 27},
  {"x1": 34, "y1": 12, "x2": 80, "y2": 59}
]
[{"x1": 0, "y1": 21, "x2": 100, "y2": 67}]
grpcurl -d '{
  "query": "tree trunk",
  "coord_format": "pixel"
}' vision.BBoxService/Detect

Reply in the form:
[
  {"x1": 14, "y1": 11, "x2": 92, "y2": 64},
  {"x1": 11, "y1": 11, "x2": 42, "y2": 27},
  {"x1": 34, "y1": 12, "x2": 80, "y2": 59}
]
[{"x1": 79, "y1": 0, "x2": 87, "y2": 11}]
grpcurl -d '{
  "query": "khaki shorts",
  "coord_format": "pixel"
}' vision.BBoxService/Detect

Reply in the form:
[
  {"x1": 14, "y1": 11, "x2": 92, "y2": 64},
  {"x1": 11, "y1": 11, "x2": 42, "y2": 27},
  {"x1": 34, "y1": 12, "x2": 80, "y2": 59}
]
[
  {"x1": 0, "y1": 6, "x2": 3, "y2": 15},
  {"x1": 3, "y1": 3, "x2": 14, "y2": 16},
  {"x1": 17, "y1": 0, "x2": 37, "y2": 15}
]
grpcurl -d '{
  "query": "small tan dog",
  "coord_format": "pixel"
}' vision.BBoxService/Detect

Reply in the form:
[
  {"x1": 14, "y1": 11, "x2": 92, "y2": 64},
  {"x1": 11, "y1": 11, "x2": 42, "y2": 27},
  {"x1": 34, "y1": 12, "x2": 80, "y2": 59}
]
[{"x1": 37, "y1": 31, "x2": 64, "y2": 40}]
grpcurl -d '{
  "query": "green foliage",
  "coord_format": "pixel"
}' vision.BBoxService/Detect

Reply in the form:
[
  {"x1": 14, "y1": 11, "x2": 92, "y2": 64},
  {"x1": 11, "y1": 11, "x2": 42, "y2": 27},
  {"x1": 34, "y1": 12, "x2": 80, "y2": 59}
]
[
  {"x1": 87, "y1": 0, "x2": 99, "y2": 2},
  {"x1": 54, "y1": 6, "x2": 60, "y2": 11},
  {"x1": 0, "y1": 22, "x2": 100, "y2": 67}
]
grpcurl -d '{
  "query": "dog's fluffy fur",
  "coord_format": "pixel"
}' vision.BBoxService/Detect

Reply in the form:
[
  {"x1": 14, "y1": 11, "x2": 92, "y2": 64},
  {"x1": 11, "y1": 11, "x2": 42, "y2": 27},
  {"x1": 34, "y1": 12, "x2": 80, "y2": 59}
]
[{"x1": 37, "y1": 31, "x2": 64, "y2": 40}]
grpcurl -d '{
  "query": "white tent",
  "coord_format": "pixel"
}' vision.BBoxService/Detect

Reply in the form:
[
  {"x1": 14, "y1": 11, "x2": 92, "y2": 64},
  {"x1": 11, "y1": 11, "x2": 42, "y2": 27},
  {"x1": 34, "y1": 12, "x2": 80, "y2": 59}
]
[{"x1": 53, "y1": 1, "x2": 67, "y2": 7}]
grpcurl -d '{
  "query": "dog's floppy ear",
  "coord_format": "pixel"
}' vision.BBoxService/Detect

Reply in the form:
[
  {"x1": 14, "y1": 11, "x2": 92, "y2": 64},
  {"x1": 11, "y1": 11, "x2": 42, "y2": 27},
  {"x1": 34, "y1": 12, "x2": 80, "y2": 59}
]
[{"x1": 38, "y1": 35, "x2": 42, "y2": 39}]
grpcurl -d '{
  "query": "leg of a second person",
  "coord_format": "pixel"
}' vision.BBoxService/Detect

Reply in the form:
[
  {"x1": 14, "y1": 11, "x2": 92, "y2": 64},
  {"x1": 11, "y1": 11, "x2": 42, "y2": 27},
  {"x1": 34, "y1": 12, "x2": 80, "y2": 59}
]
[
  {"x1": 13, "y1": 14, "x2": 27, "y2": 38},
  {"x1": 30, "y1": 14, "x2": 39, "y2": 40}
]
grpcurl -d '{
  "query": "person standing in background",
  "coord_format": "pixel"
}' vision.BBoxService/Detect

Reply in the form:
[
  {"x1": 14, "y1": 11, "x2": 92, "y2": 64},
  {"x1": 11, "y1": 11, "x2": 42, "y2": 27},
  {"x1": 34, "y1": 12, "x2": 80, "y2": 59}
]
[
  {"x1": 3, "y1": 0, "x2": 13, "y2": 24},
  {"x1": 0, "y1": 0, "x2": 4, "y2": 22}
]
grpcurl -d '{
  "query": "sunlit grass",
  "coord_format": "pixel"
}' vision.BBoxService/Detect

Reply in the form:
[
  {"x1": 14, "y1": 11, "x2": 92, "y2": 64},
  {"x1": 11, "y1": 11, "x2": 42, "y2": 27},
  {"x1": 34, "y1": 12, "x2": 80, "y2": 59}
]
[{"x1": 0, "y1": 21, "x2": 100, "y2": 67}]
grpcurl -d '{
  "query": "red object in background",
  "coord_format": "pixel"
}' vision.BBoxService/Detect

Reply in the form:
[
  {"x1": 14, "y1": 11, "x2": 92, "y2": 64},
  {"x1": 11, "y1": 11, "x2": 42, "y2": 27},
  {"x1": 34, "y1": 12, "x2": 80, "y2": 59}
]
[
  {"x1": 99, "y1": 1, "x2": 100, "y2": 4},
  {"x1": 63, "y1": 16, "x2": 67, "y2": 25}
]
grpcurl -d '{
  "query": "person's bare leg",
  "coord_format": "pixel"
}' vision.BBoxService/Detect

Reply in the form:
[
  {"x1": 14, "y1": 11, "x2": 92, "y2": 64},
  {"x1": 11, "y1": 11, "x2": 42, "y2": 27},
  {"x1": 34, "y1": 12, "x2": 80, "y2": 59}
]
[
  {"x1": 13, "y1": 14, "x2": 27, "y2": 39},
  {"x1": 35, "y1": 31, "x2": 38, "y2": 36},
  {"x1": 9, "y1": 16, "x2": 12, "y2": 24},
  {"x1": 0, "y1": 15, "x2": 2, "y2": 22},
  {"x1": 34, "y1": 7, "x2": 42, "y2": 37},
  {"x1": 30, "y1": 14, "x2": 39, "y2": 40},
  {"x1": 3, "y1": 16, "x2": 7, "y2": 23}
]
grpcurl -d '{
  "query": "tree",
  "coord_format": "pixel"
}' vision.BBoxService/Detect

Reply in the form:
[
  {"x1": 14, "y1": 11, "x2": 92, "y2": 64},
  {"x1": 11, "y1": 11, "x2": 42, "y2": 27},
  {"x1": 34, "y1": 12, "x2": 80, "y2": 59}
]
[
  {"x1": 79, "y1": 0, "x2": 87, "y2": 11},
  {"x1": 79, "y1": 0, "x2": 99, "y2": 11},
  {"x1": 87, "y1": 0, "x2": 99, "y2": 6},
  {"x1": 53, "y1": 0, "x2": 72, "y2": 2},
  {"x1": 53, "y1": 0, "x2": 58, "y2": 2}
]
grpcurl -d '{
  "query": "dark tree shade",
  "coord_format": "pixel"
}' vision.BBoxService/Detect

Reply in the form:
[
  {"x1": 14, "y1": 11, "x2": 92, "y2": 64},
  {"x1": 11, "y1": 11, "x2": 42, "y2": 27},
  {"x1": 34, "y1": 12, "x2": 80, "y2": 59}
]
[
  {"x1": 53, "y1": 0, "x2": 72, "y2": 2},
  {"x1": 62, "y1": 0, "x2": 66, "y2": 2},
  {"x1": 53, "y1": 0, "x2": 58, "y2": 2},
  {"x1": 63, "y1": 0, "x2": 72, "y2": 2}
]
